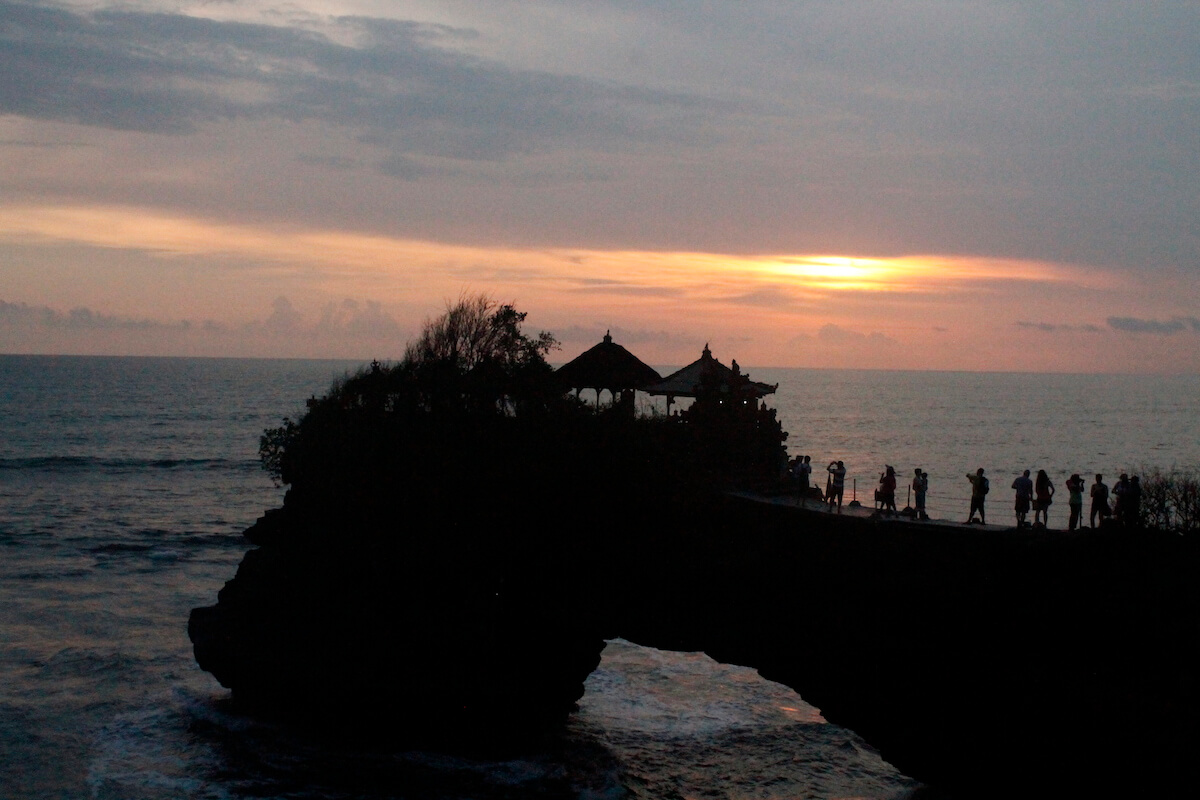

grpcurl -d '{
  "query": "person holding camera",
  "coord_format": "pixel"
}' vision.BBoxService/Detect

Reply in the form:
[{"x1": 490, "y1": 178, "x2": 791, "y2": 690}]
[
  {"x1": 965, "y1": 468, "x2": 989, "y2": 524},
  {"x1": 1065, "y1": 474, "x2": 1085, "y2": 530}
]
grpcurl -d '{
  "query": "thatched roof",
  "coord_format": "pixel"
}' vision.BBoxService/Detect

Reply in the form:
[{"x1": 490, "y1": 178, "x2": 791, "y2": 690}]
[
  {"x1": 555, "y1": 332, "x2": 662, "y2": 392},
  {"x1": 644, "y1": 344, "x2": 776, "y2": 399}
]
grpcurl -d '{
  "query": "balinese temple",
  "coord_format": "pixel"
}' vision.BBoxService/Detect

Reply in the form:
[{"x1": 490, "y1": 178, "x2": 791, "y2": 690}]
[
  {"x1": 644, "y1": 344, "x2": 777, "y2": 413},
  {"x1": 555, "y1": 331, "x2": 663, "y2": 411}
]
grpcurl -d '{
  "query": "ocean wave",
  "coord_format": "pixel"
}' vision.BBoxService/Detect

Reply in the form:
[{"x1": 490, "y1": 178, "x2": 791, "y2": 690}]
[
  {"x1": 0, "y1": 456, "x2": 259, "y2": 474},
  {"x1": 84, "y1": 689, "x2": 629, "y2": 800}
]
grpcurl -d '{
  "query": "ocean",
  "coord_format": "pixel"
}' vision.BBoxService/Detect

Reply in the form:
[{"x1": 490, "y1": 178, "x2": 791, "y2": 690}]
[{"x1": 3, "y1": 355, "x2": 1198, "y2": 799}]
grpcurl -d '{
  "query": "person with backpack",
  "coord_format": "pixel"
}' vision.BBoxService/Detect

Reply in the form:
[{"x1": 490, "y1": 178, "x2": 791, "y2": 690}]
[{"x1": 965, "y1": 467, "x2": 989, "y2": 524}]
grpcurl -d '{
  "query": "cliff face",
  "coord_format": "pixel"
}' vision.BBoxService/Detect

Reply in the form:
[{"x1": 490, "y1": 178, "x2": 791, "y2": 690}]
[
  {"x1": 189, "y1": 354, "x2": 1198, "y2": 794},
  {"x1": 610, "y1": 495, "x2": 1200, "y2": 798},
  {"x1": 188, "y1": 501, "x2": 609, "y2": 747},
  {"x1": 192, "y1": 484, "x2": 1200, "y2": 793}
]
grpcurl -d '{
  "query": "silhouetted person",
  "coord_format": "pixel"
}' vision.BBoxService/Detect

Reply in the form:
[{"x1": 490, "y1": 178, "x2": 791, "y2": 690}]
[
  {"x1": 965, "y1": 468, "x2": 988, "y2": 524},
  {"x1": 796, "y1": 455, "x2": 812, "y2": 507},
  {"x1": 878, "y1": 465, "x2": 898, "y2": 517},
  {"x1": 912, "y1": 468, "x2": 929, "y2": 520},
  {"x1": 1090, "y1": 474, "x2": 1111, "y2": 527},
  {"x1": 1033, "y1": 469, "x2": 1055, "y2": 528},
  {"x1": 827, "y1": 460, "x2": 847, "y2": 513},
  {"x1": 1126, "y1": 476, "x2": 1142, "y2": 526},
  {"x1": 1012, "y1": 470, "x2": 1033, "y2": 527},
  {"x1": 1112, "y1": 473, "x2": 1131, "y2": 524},
  {"x1": 1066, "y1": 474, "x2": 1085, "y2": 531}
]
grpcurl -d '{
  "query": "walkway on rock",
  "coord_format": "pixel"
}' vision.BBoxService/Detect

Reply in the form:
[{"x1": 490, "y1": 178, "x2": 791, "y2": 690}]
[{"x1": 734, "y1": 489, "x2": 1044, "y2": 534}]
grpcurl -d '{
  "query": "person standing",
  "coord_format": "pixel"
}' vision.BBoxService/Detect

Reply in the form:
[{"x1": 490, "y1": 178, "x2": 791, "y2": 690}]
[
  {"x1": 1126, "y1": 475, "x2": 1142, "y2": 527},
  {"x1": 878, "y1": 465, "x2": 898, "y2": 517},
  {"x1": 1012, "y1": 470, "x2": 1033, "y2": 528},
  {"x1": 827, "y1": 460, "x2": 847, "y2": 513},
  {"x1": 1090, "y1": 474, "x2": 1111, "y2": 527},
  {"x1": 1065, "y1": 474, "x2": 1085, "y2": 531},
  {"x1": 912, "y1": 468, "x2": 928, "y2": 520},
  {"x1": 1112, "y1": 474, "x2": 1131, "y2": 524},
  {"x1": 797, "y1": 455, "x2": 812, "y2": 508},
  {"x1": 1033, "y1": 469, "x2": 1055, "y2": 528},
  {"x1": 965, "y1": 468, "x2": 988, "y2": 524}
]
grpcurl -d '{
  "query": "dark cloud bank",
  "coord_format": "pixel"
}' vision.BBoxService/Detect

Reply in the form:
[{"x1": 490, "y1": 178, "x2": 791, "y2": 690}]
[
  {"x1": 0, "y1": 0, "x2": 712, "y2": 164},
  {"x1": 0, "y1": 296, "x2": 403, "y2": 346},
  {"x1": 1018, "y1": 317, "x2": 1200, "y2": 335}
]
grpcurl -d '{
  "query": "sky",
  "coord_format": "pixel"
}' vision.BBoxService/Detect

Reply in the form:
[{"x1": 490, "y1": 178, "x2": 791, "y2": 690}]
[{"x1": 2, "y1": 0, "x2": 1199, "y2": 371}]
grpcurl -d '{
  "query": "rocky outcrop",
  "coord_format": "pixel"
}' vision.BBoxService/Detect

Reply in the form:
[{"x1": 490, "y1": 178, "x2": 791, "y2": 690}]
[
  {"x1": 192, "y1": 484, "x2": 1200, "y2": 793},
  {"x1": 611, "y1": 496, "x2": 1200, "y2": 798},
  {"x1": 189, "y1": 502, "x2": 608, "y2": 748}
]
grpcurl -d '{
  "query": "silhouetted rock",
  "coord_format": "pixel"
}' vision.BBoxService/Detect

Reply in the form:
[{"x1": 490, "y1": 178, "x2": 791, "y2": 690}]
[
  {"x1": 190, "y1": 338, "x2": 787, "y2": 749},
  {"x1": 612, "y1": 497, "x2": 1200, "y2": 798}
]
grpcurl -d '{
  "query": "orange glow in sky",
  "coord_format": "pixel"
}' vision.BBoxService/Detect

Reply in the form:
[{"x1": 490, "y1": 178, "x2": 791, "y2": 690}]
[
  {"x1": 1, "y1": 3, "x2": 1198, "y2": 373},
  {"x1": 0, "y1": 202, "x2": 1188, "y2": 372}
]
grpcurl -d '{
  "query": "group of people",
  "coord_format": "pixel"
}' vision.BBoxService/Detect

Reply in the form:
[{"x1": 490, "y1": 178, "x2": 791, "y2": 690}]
[
  {"x1": 785, "y1": 457, "x2": 928, "y2": 519},
  {"x1": 875, "y1": 465, "x2": 930, "y2": 520},
  {"x1": 979, "y1": 469, "x2": 1143, "y2": 530},
  {"x1": 786, "y1": 456, "x2": 1144, "y2": 530},
  {"x1": 784, "y1": 455, "x2": 847, "y2": 512}
]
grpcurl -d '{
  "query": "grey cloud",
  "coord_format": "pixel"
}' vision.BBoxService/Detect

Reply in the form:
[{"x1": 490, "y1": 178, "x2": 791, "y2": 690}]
[
  {"x1": 297, "y1": 154, "x2": 362, "y2": 171},
  {"x1": 377, "y1": 156, "x2": 437, "y2": 179},
  {"x1": 816, "y1": 323, "x2": 898, "y2": 347},
  {"x1": 722, "y1": 287, "x2": 801, "y2": 309},
  {"x1": 1, "y1": 296, "x2": 405, "y2": 343},
  {"x1": 314, "y1": 299, "x2": 404, "y2": 339},
  {"x1": 1107, "y1": 316, "x2": 1200, "y2": 334},
  {"x1": 568, "y1": 283, "x2": 685, "y2": 298},
  {"x1": 0, "y1": 1, "x2": 714, "y2": 162},
  {"x1": 0, "y1": 298, "x2": 209, "y2": 332},
  {"x1": 1017, "y1": 321, "x2": 1104, "y2": 333},
  {"x1": 262, "y1": 296, "x2": 303, "y2": 334}
]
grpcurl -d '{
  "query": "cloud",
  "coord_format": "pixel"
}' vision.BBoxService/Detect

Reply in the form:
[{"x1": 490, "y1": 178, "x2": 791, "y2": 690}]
[
  {"x1": 568, "y1": 282, "x2": 686, "y2": 298},
  {"x1": 261, "y1": 296, "x2": 303, "y2": 334},
  {"x1": 722, "y1": 286, "x2": 801, "y2": 309},
  {"x1": 815, "y1": 323, "x2": 898, "y2": 347},
  {"x1": 0, "y1": 298, "x2": 192, "y2": 332},
  {"x1": 314, "y1": 299, "x2": 404, "y2": 339},
  {"x1": 0, "y1": 1, "x2": 715, "y2": 164},
  {"x1": 0, "y1": 295, "x2": 406, "y2": 356},
  {"x1": 1107, "y1": 316, "x2": 1200, "y2": 335},
  {"x1": 1016, "y1": 321, "x2": 1104, "y2": 333}
]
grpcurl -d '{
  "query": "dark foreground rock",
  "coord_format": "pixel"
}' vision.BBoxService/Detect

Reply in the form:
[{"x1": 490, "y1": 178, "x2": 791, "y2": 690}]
[
  {"x1": 611, "y1": 495, "x2": 1200, "y2": 798},
  {"x1": 193, "y1": 484, "x2": 1200, "y2": 795},
  {"x1": 189, "y1": 502, "x2": 608, "y2": 748},
  {"x1": 188, "y1": 353, "x2": 1198, "y2": 794}
]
